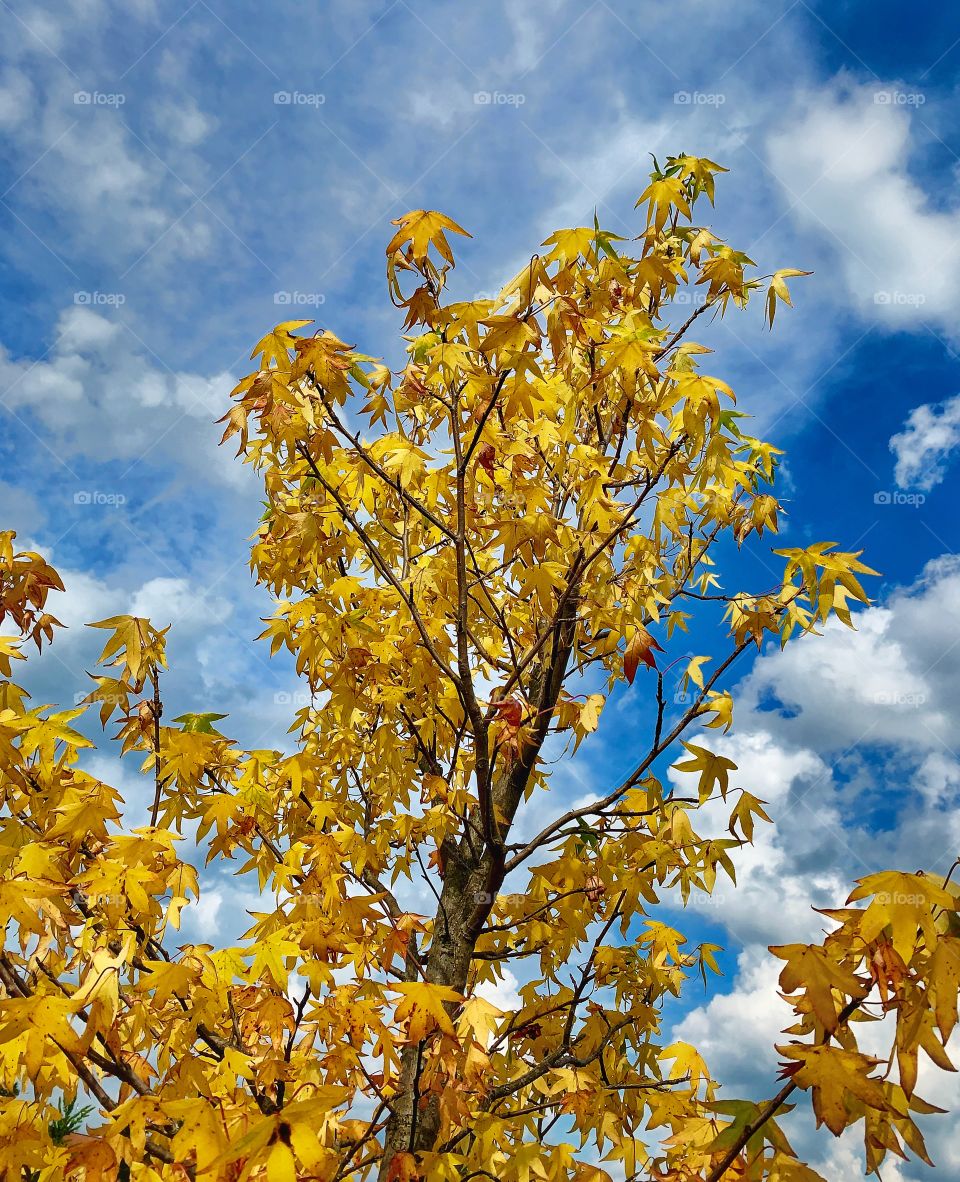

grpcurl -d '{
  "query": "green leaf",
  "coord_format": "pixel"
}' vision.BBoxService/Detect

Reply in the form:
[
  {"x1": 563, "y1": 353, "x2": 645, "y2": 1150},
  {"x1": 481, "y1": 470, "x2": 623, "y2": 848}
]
[{"x1": 173, "y1": 712, "x2": 228, "y2": 735}]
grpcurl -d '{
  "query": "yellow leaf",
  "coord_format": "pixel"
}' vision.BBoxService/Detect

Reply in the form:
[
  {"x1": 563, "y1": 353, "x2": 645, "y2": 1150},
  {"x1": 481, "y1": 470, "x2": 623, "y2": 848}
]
[
  {"x1": 683, "y1": 654, "x2": 710, "y2": 690},
  {"x1": 266, "y1": 1142, "x2": 297, "y2": 1182},
  {"x1": 392, "y1": 982, "x2": 461, "y2": 1043},
  {"x1": 386, "y1": 209, "x2": 471, "y2": 265}
]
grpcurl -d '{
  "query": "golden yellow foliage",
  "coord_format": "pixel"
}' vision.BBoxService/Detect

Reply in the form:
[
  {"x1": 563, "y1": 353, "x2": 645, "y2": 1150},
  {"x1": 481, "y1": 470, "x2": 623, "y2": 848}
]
[{"x1": 0, "y1": 157, "x2": 953, "y2": 1182}]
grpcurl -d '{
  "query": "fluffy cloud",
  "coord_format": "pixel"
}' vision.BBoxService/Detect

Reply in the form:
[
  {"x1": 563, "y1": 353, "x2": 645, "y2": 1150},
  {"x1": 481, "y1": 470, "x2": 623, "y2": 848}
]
[
  {"x1": 475, "y1": 967, "x2": 522, "y2": 1014},
  {"x1": 129, "y1": 575, "x2": 234, "y2": 633},
  {"x1": 668, "y1": 732, "x2": 849, "y2": 947},
  {"x1": 890, "y1": 392, "x2": 960, "y2": 490},
  {"x1": 674, "y1": 949, "x2": 790, "y2": 1098},
  {"x1": 150, "y1": 97, "x2": 219, "y2": 147},
  {"x1": 0, "y1": 66, "x2": 33, "y2": 130},
  {"x1": 767, "y1": 79, "x2": 960, "y2": 340},
  {"x1": 666, "y1": 554, "x2": 960, "y2": 1177},
  {"x1": 738, "y1": 554, "x2": 960, "y2": 758},
  {"x1": 10, "y1": 541, "x2": 290, "y2": 755},
  {"x1": 0, "y1": 304, "x2": 248, "y2": 491}
]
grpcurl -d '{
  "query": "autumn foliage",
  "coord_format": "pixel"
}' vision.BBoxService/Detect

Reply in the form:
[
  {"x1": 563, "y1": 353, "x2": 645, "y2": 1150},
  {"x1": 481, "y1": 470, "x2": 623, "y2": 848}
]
[{"x1": 1, "y1": 156, "x2": 959, "y2": 1181}]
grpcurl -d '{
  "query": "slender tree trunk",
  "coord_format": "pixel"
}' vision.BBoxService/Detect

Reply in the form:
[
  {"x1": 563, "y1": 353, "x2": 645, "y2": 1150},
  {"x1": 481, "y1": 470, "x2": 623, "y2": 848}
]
[
  {"x1": 378, "y1": 588, "x2": 581, "y2": 1178},
  {"x1": 378, "y1": 843, "x2": 502, "y2": 1173}
]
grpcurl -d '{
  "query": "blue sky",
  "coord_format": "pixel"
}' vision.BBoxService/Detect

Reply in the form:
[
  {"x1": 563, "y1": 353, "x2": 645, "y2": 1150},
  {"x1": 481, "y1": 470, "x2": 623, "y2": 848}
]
[{"x1": 2, "y1": 1, "x2": 960, "y2": 1177}]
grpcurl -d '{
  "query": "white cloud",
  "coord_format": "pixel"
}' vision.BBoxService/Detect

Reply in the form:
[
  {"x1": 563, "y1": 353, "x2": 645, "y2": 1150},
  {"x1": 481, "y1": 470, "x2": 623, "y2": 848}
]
[
  {"x1": 151, "y1": 97, "x2": 218, "y2": 147},
  {"x1": 0, "y1": 16, "x2": 214, "y2": 269},
  {"x1": 669, "y1": 731, "x2": 847, "y2": 948},
  {"x1": 9, "y1": 562, "x2": 232, "y2": 687},
  {"x1": 129, "y1": 576, "x2": 233, "y2": 633},
  {"x1": 912, "y1": 750, "x2": 960, "y2": 807},
  {"x1": 56, "y1": 305, "x2": 123, "y2": 351},
  {"x1": 891, "y1": 392, "x2": 960, "y2": 490},
  {"x1": 195, "y1": 633, "x2": 254, "y2": 694},
  {"x1": 503, "y1": 3, "x2": 566, "y2": 75},
  {"x1": 18, "y1": 10, "x2": 66, "y2": 55},
  {"x1": 52, "y1": 567, "x2": 126, "y2": 634},
  {"x1": 171, "y1": 370, "x2": 238, "y2": 418},
  {"x1": 11, "y1": 104, "x2": 195, "y2": 265},
  {"x1": 475, "y1": 966, "x2": 522, "y2": 1014},
  {"x1": 674, "y1": 948, "x2": 790, "y2": 1098},
  {"x1": 767, "y1": 79, "x2": 960, "y2": 340},
  {"x1": 737, "y1": 556, "x2": 960, "y2": 755},
  {"x1": 663, "y1": 554, "x2": 960, "y2": 1177},
  {"x1": 0, "y1": 67, "x2": 33, "y2": 130},
  {"x1": 186, "y1": 888, "x2": 225, "y2": 939},
  {"x1": 0, "y1": 305, "x2": 249, "y2": 490},
  {"x1": 811, "y1": 1139, "x2": 911, "y2": 1182},
  {"x1": 540, "y1": 116, "x2": 676, "y2": 232}
]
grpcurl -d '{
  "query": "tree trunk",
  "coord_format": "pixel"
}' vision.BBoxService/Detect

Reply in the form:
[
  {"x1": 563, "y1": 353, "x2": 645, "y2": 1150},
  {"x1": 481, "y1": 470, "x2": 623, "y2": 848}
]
[
  {"x1": 378, "y1": 841, "x2": 503, "y2": 1173},
  {"x1": 378, "y1": 587, "x2": 581, "y2": 1178}
]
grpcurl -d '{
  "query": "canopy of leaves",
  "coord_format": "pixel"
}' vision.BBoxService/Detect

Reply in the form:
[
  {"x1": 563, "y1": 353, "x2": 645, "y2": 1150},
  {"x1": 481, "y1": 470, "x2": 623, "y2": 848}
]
[{"x1": 0, "y1": 156, "x2": 956, "y2": 1182}]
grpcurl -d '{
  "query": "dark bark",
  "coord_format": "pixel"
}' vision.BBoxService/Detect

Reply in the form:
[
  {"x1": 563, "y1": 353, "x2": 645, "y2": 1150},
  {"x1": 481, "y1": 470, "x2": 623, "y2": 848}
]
[{"x1": 377, "y1": 586, "x2": 581, "y2": 1177}]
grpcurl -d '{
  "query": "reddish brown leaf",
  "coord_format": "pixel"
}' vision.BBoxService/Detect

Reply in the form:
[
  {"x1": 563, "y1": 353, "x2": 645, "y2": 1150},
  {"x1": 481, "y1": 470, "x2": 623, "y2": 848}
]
[
  {"x1": 624, "y1": 626, "x2": 664, "y2": 682},
  {"x1": 476, "y1": 442, "x2": 496, "y2": 477}
]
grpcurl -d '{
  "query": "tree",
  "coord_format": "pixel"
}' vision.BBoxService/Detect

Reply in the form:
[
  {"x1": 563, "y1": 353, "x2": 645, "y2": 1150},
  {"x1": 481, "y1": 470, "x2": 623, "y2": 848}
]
[{"x1": 1, "y1": 155, "x2": 958, "y2": 1182}]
